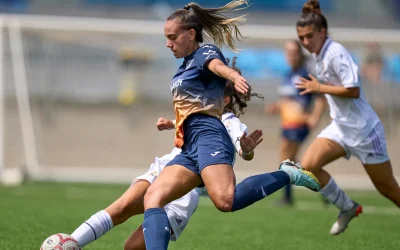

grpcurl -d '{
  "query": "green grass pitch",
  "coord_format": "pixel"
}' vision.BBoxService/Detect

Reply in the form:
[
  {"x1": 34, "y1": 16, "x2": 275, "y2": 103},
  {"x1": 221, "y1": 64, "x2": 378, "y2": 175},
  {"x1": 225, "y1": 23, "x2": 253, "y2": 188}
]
[{"x1": 0, "y1": 182, "x2": 399, "y2": 250}]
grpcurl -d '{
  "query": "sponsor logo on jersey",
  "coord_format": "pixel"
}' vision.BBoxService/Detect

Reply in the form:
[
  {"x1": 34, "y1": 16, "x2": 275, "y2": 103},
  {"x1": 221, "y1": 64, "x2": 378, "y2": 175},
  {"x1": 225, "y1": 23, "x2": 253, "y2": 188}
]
[{"x1": 171, "y1": 79, "x2": 183, "y2": 91}]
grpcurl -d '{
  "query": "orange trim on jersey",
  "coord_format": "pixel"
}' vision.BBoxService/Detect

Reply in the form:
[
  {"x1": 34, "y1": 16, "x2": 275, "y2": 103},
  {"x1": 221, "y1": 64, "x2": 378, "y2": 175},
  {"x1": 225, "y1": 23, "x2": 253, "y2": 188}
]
[
  {"x1": 172, "y1": 95, "x2": 222, "y2": 148},
  {"x1": 281, "y1": 121, "x2": 308, "y2": 129}
]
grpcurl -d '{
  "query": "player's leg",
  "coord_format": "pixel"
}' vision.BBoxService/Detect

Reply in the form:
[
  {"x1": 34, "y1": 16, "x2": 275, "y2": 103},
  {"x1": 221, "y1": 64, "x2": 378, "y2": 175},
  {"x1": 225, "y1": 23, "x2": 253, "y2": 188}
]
[
  {"x1": 364, "y1": 161, "x2": 400, "y2": 207},
  {"x1": 301, "y1": 122, "x2": 360, "y2": 209},
  {"x1": 200, "y1": 152, "x2": 320, "y2": 213},
  {"x1": 305, "y1": 124, "x2": 364, "y2": 235},
  {"x1": 71, "y1": 181, "x2": 150, "y2": 247},
  {"x1": 198, "y1": 120, "x2": 319, "y2": 212},
  {"x1": 301, "y1": 137, "x2": 359, "y2": 210},
  {"x1": 360, "y1": 123, "x2": 400, "y2": 207},
  {"x1": 124, "y1": 225, "x2": 146, "y2": 250},
  {"x1": 125, "y1": 189, "x2": 199, "y2": 250},
  {"x1": 105, "y1": 180, "x2": 150, "y2": 225},
  {"x1": 201, "y1": 161, "x2": 321, "y2": 213},
  {"x1": 142, "y1": 160, "x2": 202, "y2": 250},
  {"x1": 301, "y1": 138, "x2": 345, "y2": 186}
]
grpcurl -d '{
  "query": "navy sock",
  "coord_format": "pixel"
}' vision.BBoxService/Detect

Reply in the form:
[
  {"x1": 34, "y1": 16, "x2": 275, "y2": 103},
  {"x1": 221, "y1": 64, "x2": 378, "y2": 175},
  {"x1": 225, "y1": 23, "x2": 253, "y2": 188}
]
[
  {"x1": 142, "y1": 208, "x2": 171, "y2": 250},
  {"x1": 232, "y1": 171, "x2": 290, "y2": 212}
]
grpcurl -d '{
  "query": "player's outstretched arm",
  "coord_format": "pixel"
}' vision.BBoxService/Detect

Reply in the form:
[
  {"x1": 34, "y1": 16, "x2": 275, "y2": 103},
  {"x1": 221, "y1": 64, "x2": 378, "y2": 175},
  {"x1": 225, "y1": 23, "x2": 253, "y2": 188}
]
[
  {"x1": 206, "y1": 58, "x2": 249, "y2": 94},
  {"x1": 239, "y1": 129, "x2": 263, "y2": 161},
  {"x1": 296, "y1": 74, "x2": 360, "y2": 98}
]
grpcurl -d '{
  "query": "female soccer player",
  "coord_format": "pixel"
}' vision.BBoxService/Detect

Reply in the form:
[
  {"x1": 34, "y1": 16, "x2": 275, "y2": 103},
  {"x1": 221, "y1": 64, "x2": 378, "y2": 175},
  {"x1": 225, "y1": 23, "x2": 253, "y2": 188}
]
[
  {"x1": 141, "y1": 1, "x2": 321, "y2": 249},
  {"x1": 267, "y1": 40, "x2": 325, "y2": 205},
  {"x1": 69, "y1": 58, "x2": 265, "y2": 250},
  {"x1": 295, "y1": 0, "x2": 400, "y2": 235}
]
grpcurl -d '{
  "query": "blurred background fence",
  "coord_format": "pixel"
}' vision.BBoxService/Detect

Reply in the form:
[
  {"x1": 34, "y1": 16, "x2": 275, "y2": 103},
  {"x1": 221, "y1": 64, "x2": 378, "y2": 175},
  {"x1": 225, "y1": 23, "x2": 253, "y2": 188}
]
[{"x1": 0, "y1": 0, "x2": 399, "y2": 188}]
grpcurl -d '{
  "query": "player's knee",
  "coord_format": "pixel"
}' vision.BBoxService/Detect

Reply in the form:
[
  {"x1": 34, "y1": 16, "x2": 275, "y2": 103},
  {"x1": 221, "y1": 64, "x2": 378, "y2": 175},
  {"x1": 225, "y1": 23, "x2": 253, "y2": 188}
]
[
  {"x1": 143, "y1": 185, "x2": 163, "y2": 209},
  {"x1": 301, "y1": 158, "x2": 322, "y2": 172},
  {"x1": 212, "y1": 195, "x2": 234, "y2": 212},
  {"x1": 208, "y1": 186, "x2": 235, "y2": 212},
  {"x1": 214, "y1": 200, "x2": 233, "y2": 212}
]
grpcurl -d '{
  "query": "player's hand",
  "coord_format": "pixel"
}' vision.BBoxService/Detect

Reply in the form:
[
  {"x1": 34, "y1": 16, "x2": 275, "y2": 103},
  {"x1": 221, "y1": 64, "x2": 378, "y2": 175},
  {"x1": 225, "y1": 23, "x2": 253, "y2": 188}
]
[
  {"x1": 240, "y1": 130, "x2": 263, "y2": 153},
  {"x1": 230, "y1": 71, "x2": 249, "y2": 94},
  {"x1": 295, "y1": 74, "x2": 321, "y2": 95},
  {"x1": 156, "y1": 117, "x2": 174, "y2": 131}
]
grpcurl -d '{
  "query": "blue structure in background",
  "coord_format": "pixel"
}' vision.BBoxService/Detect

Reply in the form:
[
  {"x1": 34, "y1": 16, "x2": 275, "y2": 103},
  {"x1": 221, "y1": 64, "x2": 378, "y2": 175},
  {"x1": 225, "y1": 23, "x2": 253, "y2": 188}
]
[
  {"x1": 0, "y1": 0, "x2": 28, "y2": 13},
  {"x1": 84, "y1": 0, "x2": 333, "y2": 12},
  {"x1": 176, "y1": 47, "x2": 400, "y2": 85}
]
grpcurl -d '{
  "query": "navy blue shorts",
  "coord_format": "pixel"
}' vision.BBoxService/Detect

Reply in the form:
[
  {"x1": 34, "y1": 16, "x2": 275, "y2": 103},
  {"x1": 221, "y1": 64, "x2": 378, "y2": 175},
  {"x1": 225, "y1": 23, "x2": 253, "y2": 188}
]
[
  {"x1": 166, "y1": 113, "x2": 235, "y2": 177},
  {"x1": 282, "y1": 125, "x2": 310, "y2": 143}
]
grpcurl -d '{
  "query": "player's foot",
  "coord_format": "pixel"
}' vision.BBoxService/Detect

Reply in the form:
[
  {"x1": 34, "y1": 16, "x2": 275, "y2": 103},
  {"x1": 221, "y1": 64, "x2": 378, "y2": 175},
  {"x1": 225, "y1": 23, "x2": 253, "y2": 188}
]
[
  {"x1": 279, "y1": 160, "x2": 321, "y2": 192},
  {"x1": 330, "y1": 202, "x2": 363, "y2": 235}
]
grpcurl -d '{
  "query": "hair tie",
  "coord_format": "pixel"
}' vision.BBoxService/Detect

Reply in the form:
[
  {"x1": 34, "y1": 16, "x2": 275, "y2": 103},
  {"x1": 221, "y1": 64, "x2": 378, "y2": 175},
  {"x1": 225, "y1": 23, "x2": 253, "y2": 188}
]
[{"x1": 183, "y1": 4, "x2": 190, "y2": 10}]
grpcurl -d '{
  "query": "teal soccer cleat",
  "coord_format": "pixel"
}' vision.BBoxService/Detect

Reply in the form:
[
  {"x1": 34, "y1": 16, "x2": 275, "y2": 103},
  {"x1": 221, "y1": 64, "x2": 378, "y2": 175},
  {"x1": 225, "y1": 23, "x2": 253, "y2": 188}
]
[{"x1": 279, "y1": 160, "x2": 321, "y2": 192}]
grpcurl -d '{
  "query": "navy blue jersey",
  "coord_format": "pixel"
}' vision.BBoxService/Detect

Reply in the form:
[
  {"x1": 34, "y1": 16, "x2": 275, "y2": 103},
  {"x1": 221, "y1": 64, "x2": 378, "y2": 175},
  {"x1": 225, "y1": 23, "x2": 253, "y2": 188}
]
[{"x1": 171, "y1": 44, "x2": 227, "y2": 147}]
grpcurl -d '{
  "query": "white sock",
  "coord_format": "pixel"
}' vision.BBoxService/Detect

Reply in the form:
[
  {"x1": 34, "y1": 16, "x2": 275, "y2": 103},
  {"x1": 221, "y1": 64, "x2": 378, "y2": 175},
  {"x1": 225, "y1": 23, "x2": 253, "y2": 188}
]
[
  {"x1": 71, "y1": 210, "x2": 114, "y2": 247},
  {"x1": 320, "y1": 178, "x2": 354, "y2": 211}
]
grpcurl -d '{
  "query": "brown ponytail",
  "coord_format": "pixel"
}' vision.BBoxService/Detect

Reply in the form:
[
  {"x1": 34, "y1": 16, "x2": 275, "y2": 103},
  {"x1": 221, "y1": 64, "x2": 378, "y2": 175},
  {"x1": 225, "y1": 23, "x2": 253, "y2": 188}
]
[
  {"x1": 297, "y1": 0, "x2": 328, "y2": 32},
  {"x1": 302, "y1": 0, "x2": 322, "y2": 15},
  {"x1": 167, "y1": 0, "x2": 249, "y2": 52}
]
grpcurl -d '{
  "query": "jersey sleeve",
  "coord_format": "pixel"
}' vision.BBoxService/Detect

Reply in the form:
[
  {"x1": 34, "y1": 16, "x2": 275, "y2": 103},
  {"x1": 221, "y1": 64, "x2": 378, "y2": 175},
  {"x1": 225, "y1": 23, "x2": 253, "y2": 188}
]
[
  {"x1": 195, "y1": 45, "x2": 225, "y2": 73},
  {"x1": 223, "y1": 117, "x2": 248, "y2": 153},
  {"x1": 331, "y1": 53, "x2": 360, "y2": 88}
]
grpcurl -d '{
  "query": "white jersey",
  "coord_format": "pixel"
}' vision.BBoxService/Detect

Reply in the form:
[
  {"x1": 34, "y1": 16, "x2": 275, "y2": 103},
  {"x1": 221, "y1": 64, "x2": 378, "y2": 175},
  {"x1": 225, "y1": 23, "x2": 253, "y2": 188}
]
[
  {"x1": 221, "y1": 112, "x2": 248, "y2": 153},
  {"x1": 307, "y1": 37, "x2": 380, "y2": 147}
]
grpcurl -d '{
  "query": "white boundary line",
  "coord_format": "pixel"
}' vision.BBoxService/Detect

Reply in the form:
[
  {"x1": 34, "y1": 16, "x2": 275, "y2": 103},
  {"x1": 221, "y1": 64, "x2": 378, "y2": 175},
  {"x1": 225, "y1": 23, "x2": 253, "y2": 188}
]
[{"x1": 27, "y1": 165, "x2": 400, "y2": 191}]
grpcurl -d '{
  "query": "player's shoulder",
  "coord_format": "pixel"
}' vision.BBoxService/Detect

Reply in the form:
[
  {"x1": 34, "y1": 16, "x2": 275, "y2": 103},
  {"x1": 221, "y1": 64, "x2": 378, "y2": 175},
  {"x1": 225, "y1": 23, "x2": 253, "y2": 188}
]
[
  {"x1": 222, "y1": 112, "x2": 247, "y2": 129},
  {"x1": 222, "y1": 112, "x2": 237, "y2": 124},
  {"x1": 196, "y1": 44, "x2": 222, "y2": 56},
  {"x1": 200, "y1": 44, "x2": 220, "y2": 51},
  {"x1": 325, "y1": 40, "x2": 350, "y2": 61}
]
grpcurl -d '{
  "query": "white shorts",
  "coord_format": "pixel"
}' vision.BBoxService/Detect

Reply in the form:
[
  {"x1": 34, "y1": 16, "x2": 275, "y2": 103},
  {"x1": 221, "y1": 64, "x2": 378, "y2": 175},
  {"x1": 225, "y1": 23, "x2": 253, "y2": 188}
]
[
  {"x1": 317, "y1": 121, "x2": 389, "y2": 164},
  {"x1": 133, "y1": 150, "x2": 199, "y2": 241}
]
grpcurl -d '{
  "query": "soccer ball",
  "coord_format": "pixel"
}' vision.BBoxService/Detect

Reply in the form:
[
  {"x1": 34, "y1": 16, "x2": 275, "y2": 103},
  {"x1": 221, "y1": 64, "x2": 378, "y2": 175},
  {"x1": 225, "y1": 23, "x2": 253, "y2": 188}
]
[{"x1": 40, "y1": 233, "x2": 81, "y2": 250}]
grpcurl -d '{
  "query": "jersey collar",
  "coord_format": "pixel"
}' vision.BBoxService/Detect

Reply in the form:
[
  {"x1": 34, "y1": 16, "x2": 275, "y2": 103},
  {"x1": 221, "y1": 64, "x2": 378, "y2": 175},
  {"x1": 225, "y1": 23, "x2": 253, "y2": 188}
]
[
  {"x1": 184, "y1": 45, "x2": 201, "y2": 61},
  {"x1": 313, "y1": 37, "x2": 332, "y2": 61},
  {"x1": 222, "y1": 112, "x2": 235, "y2": 122}
]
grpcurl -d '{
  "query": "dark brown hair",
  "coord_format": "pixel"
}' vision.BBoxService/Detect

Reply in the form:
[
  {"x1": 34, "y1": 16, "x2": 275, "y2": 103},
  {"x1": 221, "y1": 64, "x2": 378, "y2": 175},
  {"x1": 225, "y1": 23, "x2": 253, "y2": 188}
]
[
  {"x1": 296, "y1": 0, "x2": 328, "y2": 32},
  {"x1": 224, "y1": 57, "x2": 264, "y2": 117},
  {"x1": 167, "y1": 0, "x2": 248, "y2": 52}
]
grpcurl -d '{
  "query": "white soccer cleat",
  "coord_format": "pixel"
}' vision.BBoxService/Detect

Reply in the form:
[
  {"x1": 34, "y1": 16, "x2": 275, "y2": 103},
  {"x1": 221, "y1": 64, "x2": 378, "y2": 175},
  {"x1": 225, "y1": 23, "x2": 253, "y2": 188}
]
[{"x1": 330, "y1": 202, "x2": 363, "y2": 235}]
